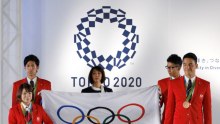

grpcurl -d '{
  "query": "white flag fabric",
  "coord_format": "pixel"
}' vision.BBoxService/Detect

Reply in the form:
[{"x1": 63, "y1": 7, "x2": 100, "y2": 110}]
[{"x1": 41, "y1": 86, "x2": 160, "y2": 124}]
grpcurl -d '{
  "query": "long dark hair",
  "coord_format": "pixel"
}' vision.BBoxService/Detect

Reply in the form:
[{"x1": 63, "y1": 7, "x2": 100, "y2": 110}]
[{"x1": 88, "y1": 66, "x2": 106, "y2": 84}]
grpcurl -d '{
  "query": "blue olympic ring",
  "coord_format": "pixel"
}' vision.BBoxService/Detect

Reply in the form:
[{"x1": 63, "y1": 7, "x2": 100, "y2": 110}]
[
  {"x1": 57, "y1": 105, "x2": 85, "y2": 124},
  {"x1": 57, "y1": 103, "x2": 145, "y2": 124},
  {"x1": 74, "y1": 6, "x2": 139, "y2": 71}
]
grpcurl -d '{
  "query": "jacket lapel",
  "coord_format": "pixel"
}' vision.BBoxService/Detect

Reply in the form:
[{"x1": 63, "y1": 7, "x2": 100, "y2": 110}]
[
  {"x1": 36, "y1": 77, "x2": 42, "y2": 95},
  {"x1": 24, "y1": 78, "x2": 28, "y2": 83},
  {"x1": 17, "y1": 104, "x2": 25, "y2": 118},
  {"x1": 191, "y1": 77, "x2": 200, "y2": 102},
  {"x1": 32, "y1": 104, "x2": 38, "y2": 122},
  {"x1": 179, "y1": 77, "x2": 187, "y2": 97}
]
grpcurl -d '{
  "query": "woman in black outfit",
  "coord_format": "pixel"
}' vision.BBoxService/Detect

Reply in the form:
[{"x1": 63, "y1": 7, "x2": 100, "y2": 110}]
[{"x1": 81, "y1": 66, "x2": 113, "y2": 93}]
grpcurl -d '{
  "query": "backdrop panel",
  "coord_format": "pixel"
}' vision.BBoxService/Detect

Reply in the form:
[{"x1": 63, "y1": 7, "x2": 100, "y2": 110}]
[
  {"x1": 1, "y1": 0, "x2": 219, "y2": 123},
  {"x1": 24, "y1": 1, "x2": 220, "y2": 123}
]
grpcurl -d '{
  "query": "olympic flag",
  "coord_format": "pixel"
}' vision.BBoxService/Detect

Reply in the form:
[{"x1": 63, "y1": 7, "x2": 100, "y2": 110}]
[{"x1": 41, "y1": 86, "x2": 160, "y2": 124}]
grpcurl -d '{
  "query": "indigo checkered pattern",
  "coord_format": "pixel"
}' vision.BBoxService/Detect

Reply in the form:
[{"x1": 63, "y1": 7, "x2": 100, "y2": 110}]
[{"x1": 74, "y1": 6, "x2": 139, "y2": 71}]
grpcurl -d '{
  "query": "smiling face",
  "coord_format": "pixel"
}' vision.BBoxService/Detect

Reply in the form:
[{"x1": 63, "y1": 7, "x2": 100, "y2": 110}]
[
  {"x1": 183, "y1": 58, "x2": 198, "y2": 78},
  {"x1": 21, "y1": 89, "x2": 33, "y2": 106},
  {"x1": 25, "y1": 61, "x2": 39, "y2": 79}
]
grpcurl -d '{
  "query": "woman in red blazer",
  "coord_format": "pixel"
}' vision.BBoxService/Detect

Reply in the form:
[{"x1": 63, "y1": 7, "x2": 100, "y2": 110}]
[{"x1": 8, "y1": 83, "x2": 53, "y2": 124}]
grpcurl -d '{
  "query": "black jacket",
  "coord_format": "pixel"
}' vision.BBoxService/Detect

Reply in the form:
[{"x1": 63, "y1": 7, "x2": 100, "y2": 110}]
[{"x1": 81, "y1": 86, "x2": 113, "y2": 93}]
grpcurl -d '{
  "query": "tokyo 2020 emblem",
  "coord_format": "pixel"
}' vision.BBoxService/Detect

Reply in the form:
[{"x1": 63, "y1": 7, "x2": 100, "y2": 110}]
[{"x1": 74, "y1": 6, "x2": 139, "y2": 71}]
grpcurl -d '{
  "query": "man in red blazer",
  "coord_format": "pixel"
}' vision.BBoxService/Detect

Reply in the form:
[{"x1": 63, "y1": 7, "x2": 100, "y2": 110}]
[
  {"x1": 158, "y1": 54, "x2": 182, "y2": 124},
  {"x1": 12, "y1": 54, "x2": 51, "y2": 106},
  {"x1": 164, "y1": 52, "x2": 212, "y2": 124}
]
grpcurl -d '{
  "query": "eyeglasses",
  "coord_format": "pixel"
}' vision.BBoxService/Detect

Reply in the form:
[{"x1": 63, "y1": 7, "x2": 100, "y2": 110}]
[{"x1": 165, "y1": 66, "x2": 178, "y2": 70}]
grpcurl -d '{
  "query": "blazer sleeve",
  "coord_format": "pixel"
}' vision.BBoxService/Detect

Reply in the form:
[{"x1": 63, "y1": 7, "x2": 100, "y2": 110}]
[
  {"x1": 164, "y1": 81, "x2": 175, "y2": 124},
  {"x1": 8, "y1": 108, "x2": 16, "y2": 124},
  {"x1": 105, "y1": 87, "x2": 113, "y2": 92},
  {"x1": 157, "y1": 83, "x2": 163, "y2": 107},
  {"x1": 12, "y1": 83, "x2": 18, "y2": 106},
  {"x1": 203, "y1": 83, "x2": 212, "y2": 124},
  {"x1": 47, "y1": 81, "x2": 52, "y2": 90},
  {"x1": 109, "y1": 88, "x2": 113, "y2": 92},
  {"x1": 40, "y1": 106, "x2": 53, "y2": 124}
]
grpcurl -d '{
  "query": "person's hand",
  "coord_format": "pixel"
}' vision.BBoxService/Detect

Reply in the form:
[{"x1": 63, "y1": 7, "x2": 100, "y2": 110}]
[
  {"x1": 158, "y1": 85, "x2": 162, "y2": 99},
  {"x1": 158, "y1": 85, "x2": 163, "y2": 107}
]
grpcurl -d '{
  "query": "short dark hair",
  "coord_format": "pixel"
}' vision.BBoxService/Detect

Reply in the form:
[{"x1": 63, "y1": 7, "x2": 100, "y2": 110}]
[
  {"x1": 88, "y1": 66, "x2": 106, "y2": 84},
  {"x1": 183, "y1": 52, "x2": 197, "y2": 63},
  {"x1": 16, "y1": 83, "x2": 34, "y2": 102},
  {"x1": 167, "y1": 54, "x2": 182, "y2": 66},
  {"x1": 24, "y1": 54, "x2": 40, "y2": 66}
]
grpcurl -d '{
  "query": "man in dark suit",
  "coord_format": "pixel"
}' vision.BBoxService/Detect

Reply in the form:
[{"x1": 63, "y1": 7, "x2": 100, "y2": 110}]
[
  {"x1": 158, "y1": 54, "x2": 182, "y2": 124},
  {"x1": 12, "y1": 54, "x2": 51, "y2": 106},
  {"x1": 164, "y1": 52, "x2": 212, "y2": 124}
]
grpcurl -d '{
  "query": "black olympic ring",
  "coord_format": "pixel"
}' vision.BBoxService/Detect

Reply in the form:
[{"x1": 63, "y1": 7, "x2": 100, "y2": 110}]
[
  {"x1": 57, "y1": 103, "x2": 145, "y2": 124},
  {"x1": 87, "y1": 107, "x2": 115, "y2": 124}
]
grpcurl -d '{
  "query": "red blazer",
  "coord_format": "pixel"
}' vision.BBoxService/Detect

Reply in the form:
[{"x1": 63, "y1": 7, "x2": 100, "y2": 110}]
[
  {"x1": 12, "y1": 77, "x2": 51, "y2": 106},
  {"x1": 158, "y1": 77, "x2": 170, "y2": 124},
  {"x1": 164, "y1": 76, "x2": 212, "y2": 124},
  {"x1": 8, "y1": 103, "x2": 53, "y2": 124}
]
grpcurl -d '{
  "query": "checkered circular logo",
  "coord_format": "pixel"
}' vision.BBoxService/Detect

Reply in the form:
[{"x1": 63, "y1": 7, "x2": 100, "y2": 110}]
[{"x1": 74, "y1": 6, "x2": 139, "y2": 71}]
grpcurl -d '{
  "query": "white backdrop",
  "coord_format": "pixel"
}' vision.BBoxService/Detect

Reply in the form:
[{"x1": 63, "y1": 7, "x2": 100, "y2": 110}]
[
  {"x1": 2, "y1": 0, "x2": 220, "y2": 123},
  {"x1": 1, "y1": 0, "x2": 22, "y2": 123}
]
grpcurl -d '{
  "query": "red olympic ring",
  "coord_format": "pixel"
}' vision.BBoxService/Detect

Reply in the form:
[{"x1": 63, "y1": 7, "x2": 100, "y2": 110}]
[{"x1": 117, "y1": 103, "x2": 145, "y2": 123}]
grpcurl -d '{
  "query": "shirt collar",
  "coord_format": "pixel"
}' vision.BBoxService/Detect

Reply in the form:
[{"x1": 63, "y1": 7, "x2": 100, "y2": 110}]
[
  {"x1": 91, "y1": 85, "x2": 105, "y2": 92},
  {"x1": 27, "y1": 77, "x2": 37, "y2": 84},
  {"x1": 21, "y1": 102, "x2": 32, "y2": 112},
  {"x1": 170, "y1": 77, "x2": 175, "y2": 80},
  {"x1": 184, "y1": 75, "x2": 196, "y2": 83},
  {"x1": 170, "y1": 75, "x2": 181, "y2": 80},
  {"x1": 91, "y1": 86, "x2": 101, "y2": 91}
]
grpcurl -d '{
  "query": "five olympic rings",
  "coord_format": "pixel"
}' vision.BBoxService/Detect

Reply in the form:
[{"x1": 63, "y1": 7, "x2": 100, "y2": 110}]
[{"x1": 57, "y1": 103, "x2": 145, "y2": 124}]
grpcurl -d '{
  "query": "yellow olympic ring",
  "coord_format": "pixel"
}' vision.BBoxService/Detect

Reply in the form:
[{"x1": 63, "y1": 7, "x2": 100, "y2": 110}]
[{"x1": 72, "y1": 115, "x2": 100, "y2": 124}]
